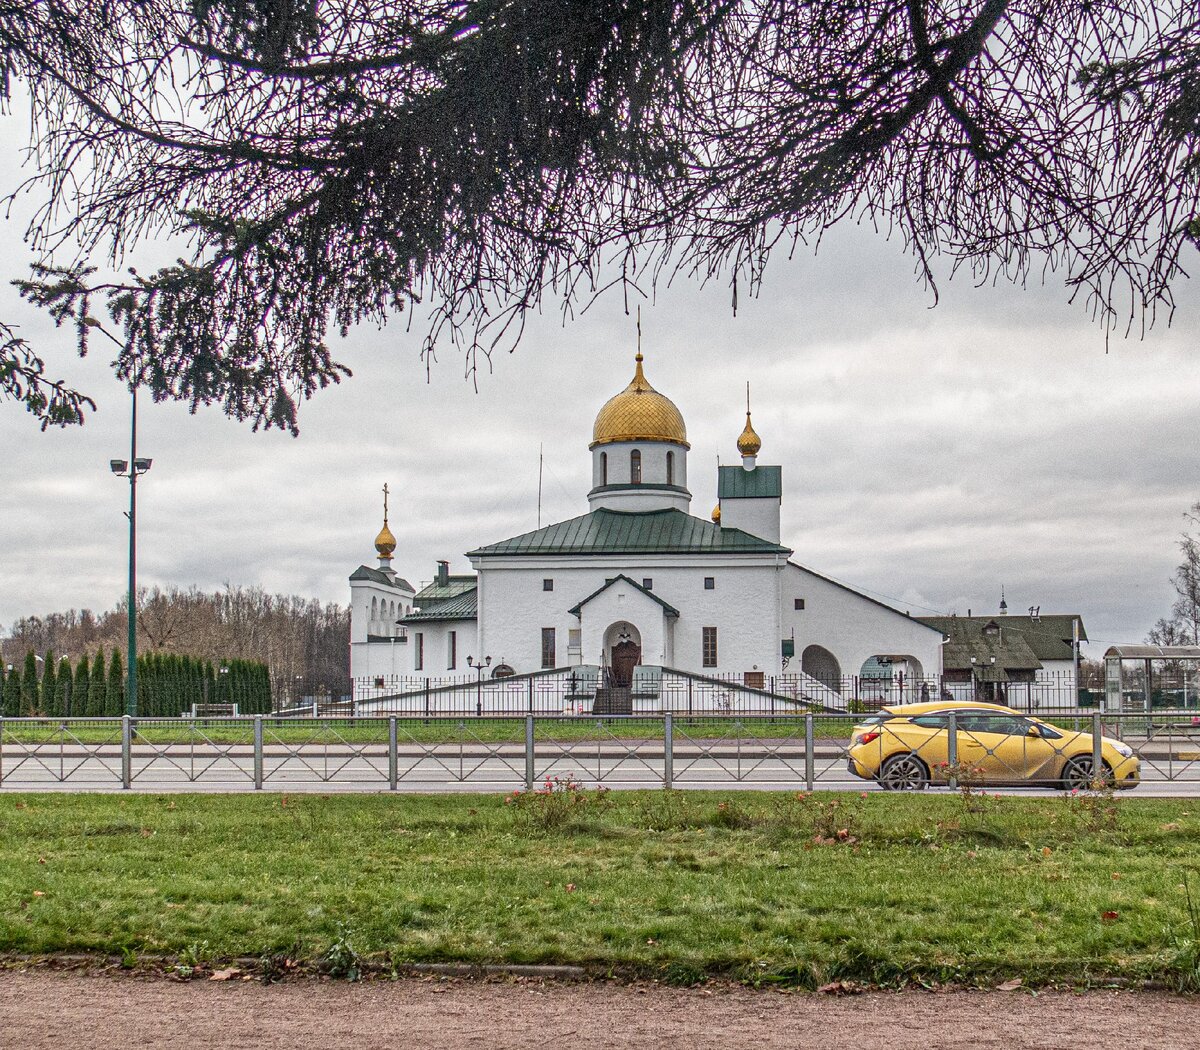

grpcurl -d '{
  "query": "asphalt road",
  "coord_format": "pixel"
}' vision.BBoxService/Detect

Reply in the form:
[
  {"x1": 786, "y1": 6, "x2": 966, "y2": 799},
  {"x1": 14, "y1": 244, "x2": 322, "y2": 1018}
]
[{"x1": 0, "y1": 739, "x2": 1197, "y2": 794}]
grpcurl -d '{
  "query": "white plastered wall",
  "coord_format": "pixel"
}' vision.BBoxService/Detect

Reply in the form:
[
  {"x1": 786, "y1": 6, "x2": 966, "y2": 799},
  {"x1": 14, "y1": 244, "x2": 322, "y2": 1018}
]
[
  {"x1": 588, "y1": 440, "x2": 691, "y2": 513},
  {"x1": 472, "y1": 554, "x2": 786, "y2": 676},
  {"x1": 781, "y1": 563, "x2": 943, "y2": 684},
  {"x1": 719, "y1": 497, "x2": 780, "y2": 544}
]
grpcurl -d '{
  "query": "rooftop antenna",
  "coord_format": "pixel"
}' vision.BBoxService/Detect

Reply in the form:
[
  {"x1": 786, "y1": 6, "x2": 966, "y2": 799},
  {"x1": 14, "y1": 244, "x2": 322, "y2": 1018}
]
[{"x1": 537, "y1": 443, "x2": 543, "y2": 529}]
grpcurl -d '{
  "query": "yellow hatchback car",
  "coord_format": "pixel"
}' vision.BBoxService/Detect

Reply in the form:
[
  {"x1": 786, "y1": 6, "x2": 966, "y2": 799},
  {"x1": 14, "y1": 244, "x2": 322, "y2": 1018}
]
[{"x1": 847, "y1": 701, "x2": 1140, "y2": 791}]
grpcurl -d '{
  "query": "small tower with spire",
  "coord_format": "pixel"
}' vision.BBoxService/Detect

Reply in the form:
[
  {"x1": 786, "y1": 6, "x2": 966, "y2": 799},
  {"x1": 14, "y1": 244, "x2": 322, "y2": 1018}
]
[
  {"x1": 716, "y1": 384, "x2": 782, "y2": 543},
  {"x1": 999, "y1": 586, "x2": 1008, "y2": 615},
  {"x1": 349, "y1": 483, "x2": 417, "y2": 659}
]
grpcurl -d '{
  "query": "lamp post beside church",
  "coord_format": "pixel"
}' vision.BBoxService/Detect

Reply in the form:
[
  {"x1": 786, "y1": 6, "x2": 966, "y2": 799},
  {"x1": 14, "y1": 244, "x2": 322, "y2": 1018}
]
[
  {"x1": 109, "y1": 381, "x2": 152, "y2": 719},
  {"x1": 466, "y1": 655, "x2": 491, "y2": 716}
]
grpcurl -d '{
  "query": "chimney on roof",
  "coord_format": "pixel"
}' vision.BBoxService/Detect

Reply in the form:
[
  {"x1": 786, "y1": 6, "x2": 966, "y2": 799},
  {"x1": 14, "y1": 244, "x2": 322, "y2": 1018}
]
[{"x1": 436, "y1": 560, "x2": 449, "y2": 587}]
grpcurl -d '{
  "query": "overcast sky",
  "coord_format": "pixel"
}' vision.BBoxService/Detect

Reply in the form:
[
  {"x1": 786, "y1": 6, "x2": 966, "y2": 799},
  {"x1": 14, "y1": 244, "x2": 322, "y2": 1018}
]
[{"x1": 1, "y1": 126, "x2": 1198, "y2": 655}]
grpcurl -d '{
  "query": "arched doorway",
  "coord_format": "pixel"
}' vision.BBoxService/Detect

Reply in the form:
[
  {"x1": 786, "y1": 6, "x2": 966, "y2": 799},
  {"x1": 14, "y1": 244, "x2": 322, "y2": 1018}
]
[
  {"x1": 604, "y1": 621, "x2": 642, "y2": 687},
  {"x1": 801, "y1": 644, "x2": 841, "y2": 687}
]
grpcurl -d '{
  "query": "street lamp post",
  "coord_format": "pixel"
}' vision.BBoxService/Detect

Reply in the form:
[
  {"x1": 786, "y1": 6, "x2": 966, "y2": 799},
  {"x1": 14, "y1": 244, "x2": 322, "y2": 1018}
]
[
  {"x1": 110, "y1": 383, "x2": 152, "y2": 719},
  {"x1": 466, "y1": 655, "x2": 492, "y2": 716}
]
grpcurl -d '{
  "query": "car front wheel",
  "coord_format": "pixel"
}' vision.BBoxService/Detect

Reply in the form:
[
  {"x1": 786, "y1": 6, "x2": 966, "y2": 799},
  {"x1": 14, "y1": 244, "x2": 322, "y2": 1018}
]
[
  {"x1": 878, "y1": 753, "x2": 930, "y2": 791},
  {"x1": 1060, "y1": 755, "x2": 1113, "y2": 791}
]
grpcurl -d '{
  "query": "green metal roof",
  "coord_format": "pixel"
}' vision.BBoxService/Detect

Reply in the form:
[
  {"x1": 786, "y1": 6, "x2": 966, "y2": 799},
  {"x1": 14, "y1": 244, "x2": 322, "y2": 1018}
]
[
  {"x1": 414, "y1": 575, "x2": 477, "y2": 603},
  {"x1": 468, "y1": 508, "x2": 791, "y2": 557},
  {"x1": 718, "y1": 465, "x2": 782, "y2": 500},
  {"x1": 349, "y1": 565, "x2": 414, "y2": 591},
  {"x1": 568, "y1": 575, "x2": 680, "y2": 617},
  {"x1": 919, "y1": 614, "x2": 1085, "y2": 663},
  {"x1": 400, "y1": 588, "x2": 478, "y2": 623}
]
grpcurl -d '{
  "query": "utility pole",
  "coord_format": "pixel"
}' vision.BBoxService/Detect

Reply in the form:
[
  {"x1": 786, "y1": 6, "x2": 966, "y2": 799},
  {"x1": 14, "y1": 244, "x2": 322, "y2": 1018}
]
[
  {"x1": 110, "y1": 383, "x2": 152, "y2": 718},
  {"x1": 1072, "y1": 616, "x2": 1081, "y2": 707}
]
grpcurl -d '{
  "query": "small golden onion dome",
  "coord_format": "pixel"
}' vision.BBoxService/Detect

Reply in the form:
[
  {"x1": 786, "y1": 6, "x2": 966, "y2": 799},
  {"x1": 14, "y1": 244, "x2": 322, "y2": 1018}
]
[
  {"x1": 737, "y1": 412, "x2": 762, "y2": 456},
  {"x1": 590, "y1": 353, "x2": 689, "y2": 449},
  {"x1": 374, "y1": 521, "x2": 397, "y2": 560},
  {"x1": 711, "y1": 503, "x2": 721, "y2": 524}
]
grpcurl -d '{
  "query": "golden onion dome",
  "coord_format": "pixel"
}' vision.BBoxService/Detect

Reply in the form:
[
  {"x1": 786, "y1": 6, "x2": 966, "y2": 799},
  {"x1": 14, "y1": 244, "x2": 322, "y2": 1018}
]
[
  {"x1": 590, "y1": 353, "x2": 689, "y2": 449},
  {"x1": 374, "y1": 521, "x2": 397, "y2": 560},
  {"x1": 737, "y1": 411, "x2": 762, "y2": 456},
  {"x1": 711, "y1": 503, "x2": 721, "y2": 524}
]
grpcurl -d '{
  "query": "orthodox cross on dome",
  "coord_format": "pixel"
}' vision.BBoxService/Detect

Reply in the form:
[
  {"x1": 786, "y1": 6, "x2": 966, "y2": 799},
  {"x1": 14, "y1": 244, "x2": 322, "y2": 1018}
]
[{"x1": 382, "y1": 482, "x2": 390, "y2": 524}]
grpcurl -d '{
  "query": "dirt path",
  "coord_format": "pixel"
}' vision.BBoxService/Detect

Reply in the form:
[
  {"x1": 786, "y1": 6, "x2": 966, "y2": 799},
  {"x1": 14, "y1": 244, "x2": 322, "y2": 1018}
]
[{"x1": 1, "y1": 971, "x2": 1197, "y2": 1049}]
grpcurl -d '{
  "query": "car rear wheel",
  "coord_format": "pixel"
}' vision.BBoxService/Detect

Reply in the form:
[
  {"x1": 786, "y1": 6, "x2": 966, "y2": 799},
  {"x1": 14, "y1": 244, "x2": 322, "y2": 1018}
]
[
  {"x1": 1060, "y1": 755, "x2": 1113, "y2": 791},
  {"x1": 878, "y1": 753, "x2": 930, "y2": 791}
]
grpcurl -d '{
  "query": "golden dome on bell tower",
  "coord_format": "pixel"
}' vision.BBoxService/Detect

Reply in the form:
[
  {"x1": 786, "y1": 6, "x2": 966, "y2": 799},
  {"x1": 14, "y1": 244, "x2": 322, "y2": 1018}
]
[
  {"x1": 590, "y1": 352, "x2": 689, "y2": 449},
  {"x1": 374, "y1": 483, "x2": 396, "y2": 562},
  {"x1": 736, "y1": 383, "x2": 761, "y2": 457},
  {"x1": 737, "y1": 413, "x2": 761, "y2": 456}
]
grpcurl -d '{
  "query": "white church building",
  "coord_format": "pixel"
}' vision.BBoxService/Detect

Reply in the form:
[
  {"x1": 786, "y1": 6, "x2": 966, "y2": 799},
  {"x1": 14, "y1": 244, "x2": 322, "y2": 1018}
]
[{"x1": 349, "y1": 353, "x2": 943, "y2": 711}]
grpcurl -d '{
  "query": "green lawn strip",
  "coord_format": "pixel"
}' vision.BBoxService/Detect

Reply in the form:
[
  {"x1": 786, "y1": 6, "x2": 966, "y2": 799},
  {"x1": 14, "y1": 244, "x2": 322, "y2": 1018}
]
[
  {"x1": 0, "y1": 717, "x2": 860, "y2": 746},
  {"x1": 0, "y1": 791, "x2": 1197, "y2": 988}
]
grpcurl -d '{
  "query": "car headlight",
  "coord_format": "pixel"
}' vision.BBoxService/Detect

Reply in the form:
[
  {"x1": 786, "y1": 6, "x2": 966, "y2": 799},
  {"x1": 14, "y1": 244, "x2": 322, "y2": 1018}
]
[{"x1": 1112, "y1": 743, "x2": 1134, "y2": 758}]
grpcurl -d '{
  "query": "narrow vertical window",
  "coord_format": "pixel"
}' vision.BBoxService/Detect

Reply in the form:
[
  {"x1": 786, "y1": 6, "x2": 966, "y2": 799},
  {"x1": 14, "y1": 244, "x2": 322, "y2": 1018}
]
[
  {"x1": 415, "y1": 632, "x2": 424, "y2": 670},
  {"x1": 702, "y1": 627, "x2": 718, "y2": 668},
  {"x1": 666, "y1": 450, "x2": 674, "y2": 486},
  {"x1": 447, "y1": 630, "x2": 457, "y2": 670},
  {"x1": 541, "y1": 628, "x2": 557, "y2": 669},
  {"x1": 601, "y1": 451, "x2": 607, "y2": 486},
  {"x1": 630, "y1": 449, "x2": 642, "y2": 484}
]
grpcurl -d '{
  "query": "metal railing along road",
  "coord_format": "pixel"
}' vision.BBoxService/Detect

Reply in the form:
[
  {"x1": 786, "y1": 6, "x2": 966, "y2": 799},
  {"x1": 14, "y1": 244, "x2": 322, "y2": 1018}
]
[{"x1": 0, "y1": 711, "x2": 1197, "y2": 791}]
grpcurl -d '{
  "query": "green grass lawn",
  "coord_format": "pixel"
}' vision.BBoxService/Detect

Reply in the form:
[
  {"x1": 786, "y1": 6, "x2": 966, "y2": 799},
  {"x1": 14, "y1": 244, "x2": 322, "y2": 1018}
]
[
  {"x1": 0, "y1": 716, "x2": 866, "y2": 746},
  {"x1": 1, "y1": 789, "x2": 1198, "y2": 988}
]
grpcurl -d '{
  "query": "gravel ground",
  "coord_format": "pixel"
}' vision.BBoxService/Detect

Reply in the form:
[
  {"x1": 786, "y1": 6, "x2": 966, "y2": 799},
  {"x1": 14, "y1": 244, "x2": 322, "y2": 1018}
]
[{"x1": 1, "y1": 971, "x2": 1197, "y2": 1049}]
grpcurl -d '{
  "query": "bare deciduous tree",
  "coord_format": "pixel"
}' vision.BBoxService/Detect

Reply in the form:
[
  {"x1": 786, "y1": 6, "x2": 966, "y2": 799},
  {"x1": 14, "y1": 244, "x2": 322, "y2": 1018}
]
[{"x1": 1, "y1": 584, "x2": 350, "y2": 692}]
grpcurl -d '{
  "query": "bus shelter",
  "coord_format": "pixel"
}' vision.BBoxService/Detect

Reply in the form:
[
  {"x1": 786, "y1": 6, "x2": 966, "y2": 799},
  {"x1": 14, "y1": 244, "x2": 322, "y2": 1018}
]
[{"x1": 1103, "y1": 644, "x2": 1200, "y2": 712}]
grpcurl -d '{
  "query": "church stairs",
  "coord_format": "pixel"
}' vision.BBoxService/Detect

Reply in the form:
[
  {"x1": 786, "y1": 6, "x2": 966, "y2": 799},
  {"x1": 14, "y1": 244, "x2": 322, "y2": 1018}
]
[{"x1": 592, "y1": 686, "x2": 633, "y2": 715}]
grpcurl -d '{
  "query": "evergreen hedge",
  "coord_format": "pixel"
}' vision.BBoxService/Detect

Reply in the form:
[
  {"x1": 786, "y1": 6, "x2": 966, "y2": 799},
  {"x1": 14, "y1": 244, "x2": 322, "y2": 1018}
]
[
  {"x1": 2, "y1": 661, "x2": 19, "y2": 717},
  {"x1": 4, "y1": 648, "x2": 273, "y2": 717},
  {"x1": 21, "y1": 651, "x2": 38, "y2": 715}
]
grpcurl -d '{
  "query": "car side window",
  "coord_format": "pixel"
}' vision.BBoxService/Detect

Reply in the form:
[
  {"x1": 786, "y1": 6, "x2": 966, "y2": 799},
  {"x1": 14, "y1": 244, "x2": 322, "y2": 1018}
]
[{"x1": 909, "y1": 715, "x2": 947, "y2": 728}]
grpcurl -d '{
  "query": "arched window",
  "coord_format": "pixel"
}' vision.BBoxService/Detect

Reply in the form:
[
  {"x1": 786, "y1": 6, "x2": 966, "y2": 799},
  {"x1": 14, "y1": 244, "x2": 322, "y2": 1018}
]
[
  {"x1": 371, "y1": 597, "x2": 378, "y2": 620},
  {"x1": 666, "y1": 450, "x2": 674, "y2": 486},
  {"x1": 601, "y1": 451, "x2": 607, "y2": 486},
  {"x1": 630, "y1": 449, "x2": 642, "y2": 484}
]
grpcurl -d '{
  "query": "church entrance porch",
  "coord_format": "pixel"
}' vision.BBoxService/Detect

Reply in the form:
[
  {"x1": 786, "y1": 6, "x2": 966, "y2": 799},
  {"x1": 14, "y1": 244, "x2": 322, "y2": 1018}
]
[
  {"x1": 603, "y1": 621, "x2": 642, "y2": 687},
  {"x1": 594, "y1": 622, "x2": 641, "y2": 714}
]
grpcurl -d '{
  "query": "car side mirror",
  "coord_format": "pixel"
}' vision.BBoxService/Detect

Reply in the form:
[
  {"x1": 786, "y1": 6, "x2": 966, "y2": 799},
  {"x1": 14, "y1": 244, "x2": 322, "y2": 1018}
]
[{"x1": 1026, "y1": 725, "x2": 1041, "y2": 738}]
